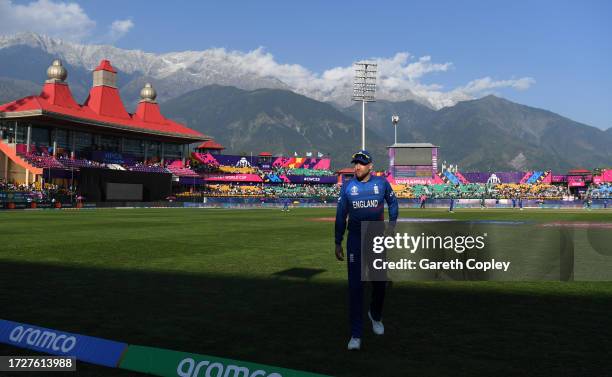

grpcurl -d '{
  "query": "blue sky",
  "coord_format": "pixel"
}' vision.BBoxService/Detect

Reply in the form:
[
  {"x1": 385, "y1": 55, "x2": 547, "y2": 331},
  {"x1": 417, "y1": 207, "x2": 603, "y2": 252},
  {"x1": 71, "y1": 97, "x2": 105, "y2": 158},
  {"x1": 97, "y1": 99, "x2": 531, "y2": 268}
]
[{"x1": 2, "y1": 0, "x2": 611, "y2": 129}]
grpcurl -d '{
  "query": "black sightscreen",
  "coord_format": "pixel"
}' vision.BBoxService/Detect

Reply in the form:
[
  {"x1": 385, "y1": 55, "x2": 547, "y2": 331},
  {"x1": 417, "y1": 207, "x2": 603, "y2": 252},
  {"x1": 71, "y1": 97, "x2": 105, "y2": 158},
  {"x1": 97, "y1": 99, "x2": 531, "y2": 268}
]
[{"x1": 78, "y1": 168, "x2": 171, "y2": 202}]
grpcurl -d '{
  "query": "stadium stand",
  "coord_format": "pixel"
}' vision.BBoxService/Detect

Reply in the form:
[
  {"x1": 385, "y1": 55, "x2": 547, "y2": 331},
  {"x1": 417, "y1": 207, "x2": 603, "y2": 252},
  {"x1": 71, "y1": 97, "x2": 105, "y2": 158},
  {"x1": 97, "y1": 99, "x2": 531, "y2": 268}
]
[
  {"x1": 20, "y1": 154, "x2": 65, "y2": 169},
  {"x1": 589, "y1": 183, "x2": 612, "y2": 198},
  {"x1": 454, "y1": 171, "x2": 469, "y2": 184},
  {"x1": 462, "y1": 172, "x2": 492, "y2": 183},
  {"x1": 124, "y1": 163, "x2": 167, "y2": 173},
  {"x1": 166, "y1": 160, "x2": 199, "y2": 177},
  {"x1": 282, "y1": 168, "x2": 335, "y2": 176},
  {"x1": 443, "y1": 171, "x2": 461, "y2": 185},
  {"x1": 57, "y1": 156, "x2": 106, "y2": 169},
  {"x1": 526, "y1": 171, "x2": 545, "y2": 184}
]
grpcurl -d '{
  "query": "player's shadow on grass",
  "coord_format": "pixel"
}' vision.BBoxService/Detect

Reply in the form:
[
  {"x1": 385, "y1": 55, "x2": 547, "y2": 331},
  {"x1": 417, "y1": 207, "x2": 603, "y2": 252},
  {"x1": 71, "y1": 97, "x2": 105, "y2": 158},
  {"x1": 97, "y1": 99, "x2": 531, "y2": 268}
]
[
  {"x1": 272, "y1": 267, "x2": 326, "y2": 280},
  {"x1": 2, "y1": 260, "x2": 612, "y2": 377}
]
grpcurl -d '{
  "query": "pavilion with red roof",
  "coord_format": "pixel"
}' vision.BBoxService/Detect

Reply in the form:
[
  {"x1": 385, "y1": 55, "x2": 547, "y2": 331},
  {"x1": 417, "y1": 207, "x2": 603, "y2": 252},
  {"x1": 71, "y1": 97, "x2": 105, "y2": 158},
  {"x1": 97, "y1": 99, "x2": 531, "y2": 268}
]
[
  {"x1": 195, "y1": 140, "x2": 225, "y2": 155},
  {"x1": 0, "y1": 59, "x2": 208, "y2": 184}
]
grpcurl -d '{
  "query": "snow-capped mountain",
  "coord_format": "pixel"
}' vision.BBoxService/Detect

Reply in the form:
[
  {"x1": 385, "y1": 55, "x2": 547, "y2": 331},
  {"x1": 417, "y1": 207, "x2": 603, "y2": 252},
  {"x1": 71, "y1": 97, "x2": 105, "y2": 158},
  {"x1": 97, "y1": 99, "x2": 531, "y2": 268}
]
[
  {"x1": 0, "y1": 32, "x2": 290, "y2": 104},
  {"x1": 0, "y1": 32, "x2": 532, "y2": 109}
]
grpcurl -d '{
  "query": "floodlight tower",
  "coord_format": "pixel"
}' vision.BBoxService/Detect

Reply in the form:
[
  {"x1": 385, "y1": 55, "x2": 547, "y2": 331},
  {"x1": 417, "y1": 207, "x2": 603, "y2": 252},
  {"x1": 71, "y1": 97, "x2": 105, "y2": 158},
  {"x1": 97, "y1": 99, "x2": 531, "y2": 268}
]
[
  {"x1": 352, "y1": 62, "x2": 377, "y2": 150},
  {"x1": 391, "y1": 114, "x2": 400, "y2": 145}
]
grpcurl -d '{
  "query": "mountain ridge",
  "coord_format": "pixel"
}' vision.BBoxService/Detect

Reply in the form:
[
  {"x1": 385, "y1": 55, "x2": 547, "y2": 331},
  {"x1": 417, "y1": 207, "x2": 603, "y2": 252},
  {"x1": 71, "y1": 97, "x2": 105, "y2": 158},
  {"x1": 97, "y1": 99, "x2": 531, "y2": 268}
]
[
  {"x1": 0, "y1": 33, "x2": 609, "y2": 171},
  {"x1": 341, "y1": 94, "x2": 611, "y2": 171},
  {"x1": 161, "y1": 85, "x2": 389, "y2": 167}
]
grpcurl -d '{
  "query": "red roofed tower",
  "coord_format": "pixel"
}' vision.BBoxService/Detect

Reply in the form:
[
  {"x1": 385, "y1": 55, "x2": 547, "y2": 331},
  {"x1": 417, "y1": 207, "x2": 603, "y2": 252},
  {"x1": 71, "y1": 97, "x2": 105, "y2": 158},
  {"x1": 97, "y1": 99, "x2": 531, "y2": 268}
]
[
  {"x1": 39, "y1": 59, "x2": 80, "y2": 109},
  {"x1": 83, "y1": 59, "x2": 130, "y2": 119},
  {"x1": 133, "y1": 83, "x2": 166, "y2": 123}
]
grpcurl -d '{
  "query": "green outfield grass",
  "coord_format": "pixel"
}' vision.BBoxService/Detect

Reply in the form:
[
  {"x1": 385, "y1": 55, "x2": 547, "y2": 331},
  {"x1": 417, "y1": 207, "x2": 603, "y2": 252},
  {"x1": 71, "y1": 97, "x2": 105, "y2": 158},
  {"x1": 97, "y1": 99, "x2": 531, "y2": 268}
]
[{"x1": 0, "y1": 207, "x2": 611, "y2": 377}]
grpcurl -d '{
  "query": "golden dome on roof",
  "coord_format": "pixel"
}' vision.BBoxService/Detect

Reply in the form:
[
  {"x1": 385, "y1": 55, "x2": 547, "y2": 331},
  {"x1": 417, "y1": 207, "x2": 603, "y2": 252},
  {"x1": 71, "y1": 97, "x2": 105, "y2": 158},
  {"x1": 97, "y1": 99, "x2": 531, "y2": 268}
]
[
  {"x1": 46, "y1": 59, "x2": 67, "y2": 82},
  {"x1": 140, "y1": 83, "x2": 157, "y2": 103}
]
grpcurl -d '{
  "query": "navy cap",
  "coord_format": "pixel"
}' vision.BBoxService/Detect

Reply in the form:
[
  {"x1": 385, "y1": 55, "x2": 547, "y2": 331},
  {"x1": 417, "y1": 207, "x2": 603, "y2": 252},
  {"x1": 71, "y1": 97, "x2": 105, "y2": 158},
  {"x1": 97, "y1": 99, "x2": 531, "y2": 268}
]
[{"x1": 351, "y1": 150, "x2": 373, "y2": 165}]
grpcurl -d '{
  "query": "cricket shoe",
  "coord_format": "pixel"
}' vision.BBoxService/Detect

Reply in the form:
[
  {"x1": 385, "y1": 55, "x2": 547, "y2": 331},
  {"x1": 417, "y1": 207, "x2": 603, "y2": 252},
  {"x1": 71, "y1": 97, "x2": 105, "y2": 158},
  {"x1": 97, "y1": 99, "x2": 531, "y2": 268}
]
[
  {"x1": 368, "y1": 311, "x2": 384, "y2": 335},
  {"x1": 347, "y1": 337, "x2": 361, "y2": 350}
]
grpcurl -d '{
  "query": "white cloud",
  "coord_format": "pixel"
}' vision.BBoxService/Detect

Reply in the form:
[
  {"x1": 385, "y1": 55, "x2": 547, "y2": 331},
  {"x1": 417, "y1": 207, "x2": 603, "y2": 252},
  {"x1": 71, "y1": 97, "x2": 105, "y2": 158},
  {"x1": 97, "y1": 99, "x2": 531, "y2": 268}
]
[
  {"x1": 104, "y1": 19, "x2": 134, "y2": 43},
  {"x1": 0, "y1": 0, "x2": 95, "y2": 41},
  {"x1": 457, "y1": 76, "x2": 535, "y2": 94},
  {"x1": 0, "y1": 22, "x2": 532, "y2": 108},
  {"x1": 215, "y1": 49, "x2": 534, "y2": 108},
  {"x1": 0, "y1": 0, "x2": 134, "y2": 43}
]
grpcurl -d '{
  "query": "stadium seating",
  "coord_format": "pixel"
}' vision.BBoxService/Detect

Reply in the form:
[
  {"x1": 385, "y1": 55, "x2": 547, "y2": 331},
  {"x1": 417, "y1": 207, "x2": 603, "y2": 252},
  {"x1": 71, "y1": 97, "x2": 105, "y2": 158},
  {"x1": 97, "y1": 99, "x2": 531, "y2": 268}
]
[
  {"x1": 166, "y1": 160, "x2": 199, "y2": 177},
  {"x1": 454, "y1": 172, "x2": 469, "y2": 184},
  {"x1": 526, "y1": 171, "x2": 544, "y2": 184},
  {"x1": 20, "y1": 154, "x2": 64, "y2": 169},
  {"x1": 589, "y1": 183, "x2": 612, "y2": 198},
  {"x1": 520, "y1": 172, "x2": 533, "y2": 184},
  {"x1": 124, "y1": 164, "x2": 167, "y2": 173},
  {"x1": 57, "y1": 157, "x2": 105, "y2": 169},
  {"x1": 204, "y1": 184, "x2": 264, "y2": 197},
  {"x1": 391, "y1": 184, "x2": 413, "y2": 198},
  {"x1": 443, "y1": 171, "x2": 461, "y2": 185},
  {"x1": 284, "y1": 168, "x2": 335, "y2": 176},
  {"x1": 262, "y1": 184, "x2": 339, "y2": 198},
  {"x1": 492, "y1": 183, "x2": 566, "y2": 199},
  {"x1": 193, "y1": 152, "x2": 220, "y2": 166},
  {"x1": 5, "y1": 142, "x2": 605, "y2": 203},
  {"x1": 217, "y1": 166, "x2": 257, "y2": 174}
]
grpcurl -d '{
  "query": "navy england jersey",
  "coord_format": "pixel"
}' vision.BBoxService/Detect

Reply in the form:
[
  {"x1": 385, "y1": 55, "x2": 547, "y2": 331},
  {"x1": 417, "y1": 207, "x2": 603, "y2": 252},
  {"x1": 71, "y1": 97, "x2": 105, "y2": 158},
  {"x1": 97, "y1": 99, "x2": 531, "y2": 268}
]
[{"x1": 335, "y1": 176, "x2": 399, "y2": 245}]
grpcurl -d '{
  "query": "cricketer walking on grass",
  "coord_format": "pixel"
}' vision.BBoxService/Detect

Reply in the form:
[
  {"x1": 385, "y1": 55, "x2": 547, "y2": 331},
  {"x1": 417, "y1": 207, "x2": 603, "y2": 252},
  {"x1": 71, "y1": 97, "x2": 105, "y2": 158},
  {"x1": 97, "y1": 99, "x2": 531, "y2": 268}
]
[{"x1": 334, "y1": 150, "x2": 399, "y2": 350}]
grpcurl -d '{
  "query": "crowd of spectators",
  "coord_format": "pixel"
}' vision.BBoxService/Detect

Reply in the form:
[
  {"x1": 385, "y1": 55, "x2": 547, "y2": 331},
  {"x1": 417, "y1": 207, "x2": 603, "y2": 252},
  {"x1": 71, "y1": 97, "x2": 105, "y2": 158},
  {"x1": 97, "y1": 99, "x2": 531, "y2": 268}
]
[
  {"x1": 490, "y1": 184, "x2": 568, "y2": 199},
  {"x1": 391, "y1": 183, "x2": 570, "y2": 199},
  {"x1": 0, "y1": 180, "x2": 40, "y2": 192},
  {"x1": 201, "y1": 184, "x2": 263, "y2": 197},
  {"x1": 192, "y1": 162, "x2": 336, "y2": 178},
  {"x1": 262, "y1": 184, "x2": 339, "y2": 198},
  {"x1": 0, "y1": 179, "x2": 75, "y2": 203},
  {"x1": 586, "y1": 183, "x2": 612, "y2": 199},
  {"x1": 180, "y1": 183, "x2": 341, "y2": 199},
  {"x1": 180, "y1": 182, "x2": 583, "y2": 200},
  {"x1": 271, "y1": 167, "x2": 335, "y2": 177}
]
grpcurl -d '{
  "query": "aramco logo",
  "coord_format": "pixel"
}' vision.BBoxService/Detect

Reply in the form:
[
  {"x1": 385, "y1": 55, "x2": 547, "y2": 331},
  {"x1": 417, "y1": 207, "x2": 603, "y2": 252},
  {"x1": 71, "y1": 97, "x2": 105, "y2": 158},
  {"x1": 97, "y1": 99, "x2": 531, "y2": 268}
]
[
  {"x1": 9, "y1": 326, "x2": 77, "y2": 353},
  {"x1": 177, "y1": 357, "x2": 283, "y2": 377}
]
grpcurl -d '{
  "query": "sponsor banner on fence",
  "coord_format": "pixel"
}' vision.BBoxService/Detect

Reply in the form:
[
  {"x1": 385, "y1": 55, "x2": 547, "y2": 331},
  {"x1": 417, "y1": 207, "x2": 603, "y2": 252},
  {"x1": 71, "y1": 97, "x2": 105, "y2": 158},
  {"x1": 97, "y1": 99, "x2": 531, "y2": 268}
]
[
  {"x1": 203, "y1": 174, "x2": 263, "y2": 182},
  {"x1": 0, "y1": 192, "x2": 35, "y2": 203},
  {"x1": 394, "y1": 177, "x2": 435, "y2": 185},
  {"x1": 285, "y1": 175, "x2": 337, "y2": 184},
  {"x1": 120, "y1": 345, "x2": 331, "y2": 377},
  {"x1": 0, "y1": 319, "x2": 127, "y2": 368}
]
